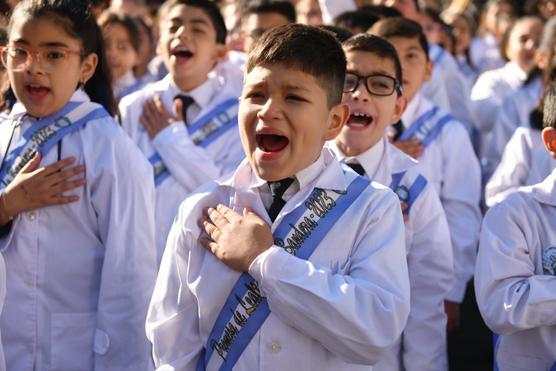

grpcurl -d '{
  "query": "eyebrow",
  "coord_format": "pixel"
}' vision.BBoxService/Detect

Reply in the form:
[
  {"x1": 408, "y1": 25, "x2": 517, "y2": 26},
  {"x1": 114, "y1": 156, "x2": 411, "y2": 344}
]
[
  {"x1": 11, "y1": 38, "x2": 71, "y2": 48},
  {"x1": 284, "y1": 85, "x2": 311, "y2": 93},
  {"x1": 347, "y1": 69, "x2": 395, "y2": 77}
]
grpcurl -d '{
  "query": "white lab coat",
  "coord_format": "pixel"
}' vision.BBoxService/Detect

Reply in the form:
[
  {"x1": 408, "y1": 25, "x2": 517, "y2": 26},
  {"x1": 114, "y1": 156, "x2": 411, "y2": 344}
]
[
  {"x1": 330, "y1": 139, "x2": 453, "y2": 371},
  {"x1": 422, "y1": 44, "x2": 473, "y2": 131},
  {"x1": 402, "y1": 92, "x2": 482, "y2": 302},
  {"x1": 475, "y1": 169, "x2": 556, "y2": 371},
  {"x1": 147, "y1": 150, "x2": 410, "y2": 371},
  {"x1": 470, "y1": 33, "x2": 505, "y2": 74},
  {"x1": 484, "y1": 76, "x2": 543, "y2": 176},
  {"x1": 470, "y1": 62, "x2": 527, "y2": 144},
  {"x1": 119, "y1": 74, "x2": 244, "y2": 263},
  {"x1": 0, "y1": 90, "x2": 157, "y2": 370},
  {"x1": 486, "y1": 127, "x2": 556, "y2": 207}
]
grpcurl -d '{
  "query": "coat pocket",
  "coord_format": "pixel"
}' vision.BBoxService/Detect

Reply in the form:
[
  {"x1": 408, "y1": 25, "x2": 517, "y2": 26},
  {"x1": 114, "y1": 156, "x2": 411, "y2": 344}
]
[{"x1": 50, "y1": 312, "x2": 96, "y2": 371}]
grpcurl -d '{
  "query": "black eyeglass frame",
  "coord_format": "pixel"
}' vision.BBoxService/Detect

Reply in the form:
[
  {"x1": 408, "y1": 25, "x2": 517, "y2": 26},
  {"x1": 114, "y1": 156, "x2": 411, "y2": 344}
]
[{"x1": 343, "y1": 72, "x2": 403, "y2": 97}]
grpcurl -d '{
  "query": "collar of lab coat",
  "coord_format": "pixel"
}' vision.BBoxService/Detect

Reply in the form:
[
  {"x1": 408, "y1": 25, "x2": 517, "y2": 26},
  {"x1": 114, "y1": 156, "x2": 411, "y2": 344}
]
[
  {"x1": 10, "y1": 89, "x2": 90, "y2": 118},
  {"x1": 531, "y1": 168, "x2": 556, "y2": 206},
  {"x1": 219, "y1": 148, "x2": 349, "y2": 194},
  {"x1": 401, "y1": 91, "x2": 433, "y2": 128},
  {"x1": 160, "y1": 73, "x2": 221, "y2": 112},
  {"x1": 328, "y1": 137, "x2": 417, "y2": 185}
]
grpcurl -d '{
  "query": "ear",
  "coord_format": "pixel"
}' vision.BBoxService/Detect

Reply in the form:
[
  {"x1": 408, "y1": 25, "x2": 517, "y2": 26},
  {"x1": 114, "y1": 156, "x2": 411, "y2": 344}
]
[
  {"x1": 80, "y1": 53, "x2": 99, "y2": 85},
  {"x1": 423, "y1": 59, "x2": 433, "y2": 83},
  {"x1": 389, "y1": 95, "x2": 408, "y2": 125},
  {"x1": 542, "y1": 127, "x2": 556, "y2": 159},
  {"x1": 212, "y1": 43, "x2": 228, "y2": 64},
  {"x1": 324, "y1": 102, "x2": 350, "y2": 141}
]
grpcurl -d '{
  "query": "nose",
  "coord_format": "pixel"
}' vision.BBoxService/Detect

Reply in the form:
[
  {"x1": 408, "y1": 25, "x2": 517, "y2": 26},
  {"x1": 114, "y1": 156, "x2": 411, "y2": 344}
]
[
  {"x1": 25, "y1": 52, "x2": 45, "y2": 75},
  {"x1": 351, "y1": 84, "x2": 370, "y2": 102},
  {"x1": 176, "y1": 25, "x2": 190, "y2": 41},
  {"x1": 257, "y1": 97, "x2": 280, "y2": 121}
]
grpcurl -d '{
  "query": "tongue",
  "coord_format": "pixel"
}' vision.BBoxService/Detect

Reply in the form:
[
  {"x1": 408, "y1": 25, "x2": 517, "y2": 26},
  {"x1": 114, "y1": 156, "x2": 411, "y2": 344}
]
[
  {"x1": 28, "y1": 86, "x2": 49, "y2": 94},
  {"x1": 259, "y1": 134, "x2": 288, "y2": 152}
]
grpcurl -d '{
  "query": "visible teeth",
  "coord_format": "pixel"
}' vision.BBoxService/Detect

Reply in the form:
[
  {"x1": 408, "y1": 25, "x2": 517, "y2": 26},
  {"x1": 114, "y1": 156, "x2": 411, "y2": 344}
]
[{"x1": 352, "y1": 113, "x2": 370, "y2": 118}]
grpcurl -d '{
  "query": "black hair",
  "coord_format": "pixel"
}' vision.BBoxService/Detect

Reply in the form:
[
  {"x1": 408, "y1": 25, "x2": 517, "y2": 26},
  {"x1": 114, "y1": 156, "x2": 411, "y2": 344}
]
[
  {"x1": 359, "y1": 5, "x2": 402, "y2": 19},
  {"x1": 318, "y1": 25, "x2": 353, "y2": 43},
  {"x1": 442, "y1": 10, "x2": 477, "y2": 72},
  {"x1": 98, "y1": 11, "x2": 141, "y2": 53},
  {"x1": 246, "y1": 24, "x2": 346, "y2": 107},
  {"x1": 333, "y1": 10, "x2": 379, "y2": 35},
  {"x1": 342, "y1": 34, "x2": 403, "y2": 95},
  {"x1": 369, "y1": 17, "x2": 429, "y2": 60},
  {"x1": 243, "y1": 0, "x2": 296, "y2": 24},
  {"x1": 158, "y1": 0, "x2": 227, "y2": 44},
  {"x1": 543, "y1": 82, "x2": 556, "y2": 128},
  {"x1": 0, "y1": 0, "x2": 116, "y2": 115}
]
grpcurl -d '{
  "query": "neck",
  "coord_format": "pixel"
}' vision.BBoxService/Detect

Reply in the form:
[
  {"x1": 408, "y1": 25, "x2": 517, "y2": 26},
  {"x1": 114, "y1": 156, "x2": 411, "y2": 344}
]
[
  {"x1": 335, "y1": 139, "x2": 375, "y2": 157},
  {"x1": 172, "y1": 74, "x2": 209, "y2": 92}
]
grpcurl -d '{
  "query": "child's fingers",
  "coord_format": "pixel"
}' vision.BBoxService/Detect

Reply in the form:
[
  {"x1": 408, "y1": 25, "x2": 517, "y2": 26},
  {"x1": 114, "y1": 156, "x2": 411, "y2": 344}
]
[
  {"x1": 20, "y1": 152, "x2": 42, "y2": 173},
  {"x1": 173, "y1": 97, "x2": 184, "y2": 122},
  {"x1": 39, "y1": 156, "x2": 77, "y2": 176},
  {"x1": 50, "y1": 178, "x2": 87, "y2": 194},
  {"x1": 49, "y1": 194, "x2": 80, "y2": 205},
  {"x1": 46, "y1": 165, "x2": 85, "y2": 185}
]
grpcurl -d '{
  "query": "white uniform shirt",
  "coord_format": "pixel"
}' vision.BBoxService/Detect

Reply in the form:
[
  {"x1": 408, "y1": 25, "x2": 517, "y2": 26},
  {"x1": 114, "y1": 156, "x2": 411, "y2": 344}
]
[
  {"x1": 0, "y1": 90, "x2": 157, "y2": 371},
  {"x1": 119, "y1": 74, "x2": 244, "y2": 262},
  {"x1": 486, "y1": 127, "x2": 556, "y2": 207},
  {"x1": 113, "y1": 70, "x2": 142, "y2": 102},
  {"x1": 422, "y1": 44, "x2": 473, "y2": 131},
  {"x1": 475, "y1": 169, "x2": 556, "y2": 371},
  {"x1": 402, "y1": 92, "x2": 482, "y2": 302},
  {"x1": 147, "y1": 150, "x2": 410, "y2": 371},
  {"x1": 470, "y1": 33, "x2": 505, "y2": 74},
  {"x1": 330, "y1": 139, "x2": 453, "y2": 371},
  {"x1": 470, "y1": 62, "x2": 527, "y2": 139},
  {"x1": 484, "y1": 76, "x2": 543, "y2": 175}
]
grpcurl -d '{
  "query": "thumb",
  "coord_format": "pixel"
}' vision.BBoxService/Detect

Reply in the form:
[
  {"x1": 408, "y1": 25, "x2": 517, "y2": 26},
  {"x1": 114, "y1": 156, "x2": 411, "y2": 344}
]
[
  {"x1": 172, "y1": 97, "x2": 183, "y2": 122},
  {"x1": 21, "y1": 152, "x2": 41, "y2": 173}
]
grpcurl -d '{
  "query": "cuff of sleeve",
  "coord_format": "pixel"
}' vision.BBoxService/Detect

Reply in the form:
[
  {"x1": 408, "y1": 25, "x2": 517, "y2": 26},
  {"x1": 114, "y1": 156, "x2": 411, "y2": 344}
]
[
  {"x1": 248, "y1": 246, "x2": 290, "y2": 296},
  {"x1": 446, "y1": 279, "x2": 469, "y2": 303},
  {"x1": 152, "y1": 122, "x2": 191, "y2": 148}
]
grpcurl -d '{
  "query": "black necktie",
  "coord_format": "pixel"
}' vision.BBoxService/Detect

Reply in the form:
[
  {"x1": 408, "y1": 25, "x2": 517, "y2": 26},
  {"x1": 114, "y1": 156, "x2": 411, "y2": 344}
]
[
  {"x1": 347, "y1": 162, "x2": 365, "y2": 176},
  {"x1": 267, "y1": 177, "x2": 294, "y2": 222},
  {"x1": 174, "y1": 95, "x2": 195, "y2": 125}
]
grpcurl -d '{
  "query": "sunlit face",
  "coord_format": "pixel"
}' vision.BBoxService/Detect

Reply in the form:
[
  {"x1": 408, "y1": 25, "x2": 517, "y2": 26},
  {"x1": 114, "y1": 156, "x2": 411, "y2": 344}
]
[
  {"x1": 242, "y1": 12, "x2": 290, "y2": 52},
  {"x1": 386, "y1": 36, "x2": 432, "y2": 103},
  {"x1": 239, "y1": 64, "x2": 347, "y2": 181},
  {"x1": 103, "y1": 22, "x2": 137, "y2": 81},
  {"x1": 506, "y1": 18, "x2": 543, "y2": 73},
  {"x1": 5, "y1": 16, "x2": 97, "y2": 117},
  {"x1": 295, "y1": 0, "x2": 323, "y2": 26},
  {"x1": 157, "y1": 4, "x2": 225, "y2": 91},
  {"x1": 336, "y1": 51, "x2": 406, "y2": 157}
]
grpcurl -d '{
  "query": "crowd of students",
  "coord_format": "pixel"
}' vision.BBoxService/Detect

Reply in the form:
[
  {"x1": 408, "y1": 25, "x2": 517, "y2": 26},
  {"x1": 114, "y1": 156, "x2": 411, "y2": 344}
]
[{"x1": 0, "y1": 0, "x2": 554, "y2": 370}]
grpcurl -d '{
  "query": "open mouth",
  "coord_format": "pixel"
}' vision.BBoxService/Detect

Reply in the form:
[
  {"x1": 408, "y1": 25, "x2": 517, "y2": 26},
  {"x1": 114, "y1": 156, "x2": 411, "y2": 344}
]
[
  {"x1": 347, "y1": 112, "x2": 373, "y2": 127},
  {"x1": 171, "y1": 47, "x2": 193, "y2": 62},
  {"x1": 256, "y1": 133, "x2": 289, "y2": 152},
  {"x1": 25, "y1": 84, "x2": 50, "y2": 98}
]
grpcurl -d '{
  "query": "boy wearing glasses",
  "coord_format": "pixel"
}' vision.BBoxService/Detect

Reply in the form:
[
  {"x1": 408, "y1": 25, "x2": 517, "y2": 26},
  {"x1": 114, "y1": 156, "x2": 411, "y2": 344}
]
[
  {"x1": 329, "y1": 34, "x2": 454, "y2": 371},
  {"x1": 370, "y1": 18, "x2": 481, "y2": 334}
]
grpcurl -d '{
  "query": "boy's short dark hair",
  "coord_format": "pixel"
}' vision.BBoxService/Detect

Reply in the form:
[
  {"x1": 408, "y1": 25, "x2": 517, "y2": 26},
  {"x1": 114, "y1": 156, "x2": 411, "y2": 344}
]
[
  {"x1": 158, "y1": 0, "x2": 227, "y2": 44},
  {"x1": 543, "y1": 82, "x2": 556, "y2": 129},
  {"x1": 359, "y1": 5, "x2": 402, "y2": 19},
  {"x1": 98, "y1": 11, "x2": 141, "y2": 52},
  {"x1": 243, "y1": 0, "x2": 296, "y2": 23},
  {"x1": 246, "y1": 24, "x2": 346, "y2": 107},
  {"x1": 369, "y1": 17, "x2": 430, "y2": 60},
  {"x1": 319, "y1": 25, "x2": 353, "y2": 43},
  {"x1": 342, "y1": 34, "x2": 403, "y2": 94},
  {"x1": 333, "y1": 10, "x2": 379, "y2": 34}
]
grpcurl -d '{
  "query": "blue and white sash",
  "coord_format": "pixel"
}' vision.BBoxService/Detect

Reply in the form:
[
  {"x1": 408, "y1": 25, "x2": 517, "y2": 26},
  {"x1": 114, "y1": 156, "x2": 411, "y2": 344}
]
[
  {"x1": 389, "y1": 171, "x2": 427, "y2": 219},
  {"x1": 0, "y1": 101, "x2": 108, "y2": 190},
  {"x1": 197, "y1": 174, "x2": 370, "y2": 371},
  {"x1": 149, "y1": 98, "x2": 238, "y2": 186},
  {"x1": 398, "y1": 106, "x2": 453, "y2": 148}
]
